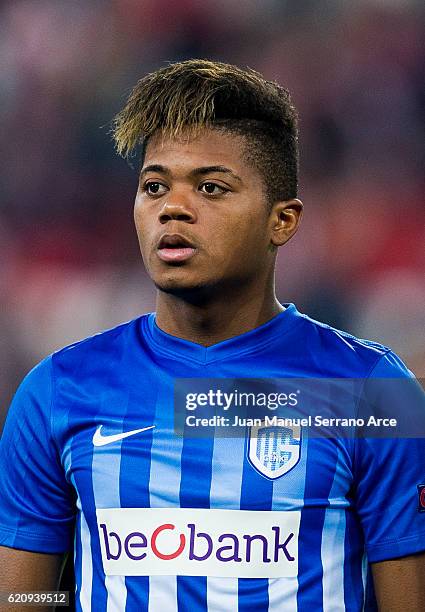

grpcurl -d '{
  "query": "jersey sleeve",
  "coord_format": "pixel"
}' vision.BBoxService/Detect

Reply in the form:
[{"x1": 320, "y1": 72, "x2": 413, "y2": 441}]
[
  {"x1": 353, "y1": 350, "x2": 425, "y2": 563},
  {"x1": 0, "y1": 357, "x2": 75, "y2": 553}
]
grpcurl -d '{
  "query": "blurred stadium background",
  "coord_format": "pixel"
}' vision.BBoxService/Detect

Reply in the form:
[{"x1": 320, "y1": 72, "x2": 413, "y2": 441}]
[{"x1": 1, "y1": 0, "x2": 424, "y2": 425}]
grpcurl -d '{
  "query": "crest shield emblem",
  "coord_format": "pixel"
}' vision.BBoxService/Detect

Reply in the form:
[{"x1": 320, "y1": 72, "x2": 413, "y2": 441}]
[{"x1": 248, "y1": 423, "x2": 301, "y2": 479}]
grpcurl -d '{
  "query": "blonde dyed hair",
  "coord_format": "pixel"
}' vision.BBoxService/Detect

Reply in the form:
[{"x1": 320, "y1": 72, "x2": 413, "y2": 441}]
[{"x1": 112, "y1": 59, "x2": 299, "y2": 202}]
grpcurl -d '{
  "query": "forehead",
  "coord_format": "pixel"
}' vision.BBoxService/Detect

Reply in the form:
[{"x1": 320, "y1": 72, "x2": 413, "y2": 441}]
[{"x1": 143, "y1": 127, "x2": 249, "y2": 172}]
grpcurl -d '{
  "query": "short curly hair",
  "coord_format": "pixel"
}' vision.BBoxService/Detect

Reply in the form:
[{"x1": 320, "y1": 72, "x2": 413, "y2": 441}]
[{"x1": 113, "y1": 59, "x2": 299, "y2": 203}]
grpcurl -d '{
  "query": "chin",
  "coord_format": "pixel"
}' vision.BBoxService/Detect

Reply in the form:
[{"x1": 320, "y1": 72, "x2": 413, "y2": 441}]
[{"x1": 152, "y1": 274, "x2": 218, "y2": 301}]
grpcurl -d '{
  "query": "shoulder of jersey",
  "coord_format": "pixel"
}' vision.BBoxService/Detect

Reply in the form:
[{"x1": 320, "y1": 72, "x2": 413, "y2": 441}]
[
  {"x1": 296, "y1": 310, "x2": 396, "y2": 376},
  {"x1": 51, "y1": 315, "x2": 149, "y2": 362}
]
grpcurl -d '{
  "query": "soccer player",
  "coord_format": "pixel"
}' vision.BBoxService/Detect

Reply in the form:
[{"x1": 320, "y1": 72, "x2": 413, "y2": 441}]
[{"x1": 0, "y1": 60, "x2": 424, "y2": 611}]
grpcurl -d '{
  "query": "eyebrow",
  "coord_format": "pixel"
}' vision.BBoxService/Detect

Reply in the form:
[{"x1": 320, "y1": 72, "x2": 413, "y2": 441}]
[
  {"x1": 140, "y1": 164, "x2": 242, "y2": 183},
  {"x1": 140, "y1": 164, "x2": 170, "y2": 178}
]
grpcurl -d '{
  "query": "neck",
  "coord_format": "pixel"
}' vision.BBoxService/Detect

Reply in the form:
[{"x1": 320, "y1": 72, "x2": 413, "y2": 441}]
[{"x1": 155, "y1": 274, "x2": 284, "y2": 346}]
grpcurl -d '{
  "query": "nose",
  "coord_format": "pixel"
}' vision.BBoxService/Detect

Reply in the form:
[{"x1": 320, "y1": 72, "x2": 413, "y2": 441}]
[{"x1": 158, "y1": 198, "x2": 197, "y2": 224}]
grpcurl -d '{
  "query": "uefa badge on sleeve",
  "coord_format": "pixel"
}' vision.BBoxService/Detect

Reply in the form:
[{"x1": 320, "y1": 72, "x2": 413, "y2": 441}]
[
  {"x1": 418, "y1": 485, "x2": 425, "y2": 513},
  {"x1": 248, "y1": 423, "x2": 301, "y2": 479}
]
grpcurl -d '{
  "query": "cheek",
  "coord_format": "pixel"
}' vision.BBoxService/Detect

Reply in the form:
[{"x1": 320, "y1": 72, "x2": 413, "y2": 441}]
[
  {"x1": 133, "y1": 207, "x2": 143, "y2": 240},
  {"x1": 133, "y1": 194, "x2": 144, "y2": 226},
  {"x1": 133, "y1": 204, "x2": 152, "y2": 257},
  {"x1": 209, "y1": 218, "x2": 268, "y2": 272},
  {"x1": 220, "y1": 213, "x2": 267, "y2": 250}
]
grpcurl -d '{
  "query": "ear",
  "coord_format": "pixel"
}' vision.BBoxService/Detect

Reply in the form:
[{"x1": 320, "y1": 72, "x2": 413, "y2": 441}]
[{"x1": 269, "y1": 199, "x2": 303, "y2": 247}]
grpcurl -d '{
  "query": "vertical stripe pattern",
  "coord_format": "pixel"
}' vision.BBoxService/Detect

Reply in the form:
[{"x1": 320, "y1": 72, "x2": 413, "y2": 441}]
[
  {"x1": 148, "y1": 385, "x2": 183, "y2": 612},
  {"x1": 321, "y1": 443, "x2": 350, "y2": 611},
  {"x1": 207, "y1": 434, "x2": 245, "y2": 611},
  {"x1": 92, "y1": 434, "x2": 127, "y2": 611},
  {"x1": 238, "y1": 431, "x2": 273, "y2": 612},
  {"x1": 119, "y1": 391, "x2": 155, "y2": 612},
  {"x1": 268, "y1": 426, "x2": 310, "y2": 611},
  {"x1": 297, "y1": 439, "x2": 338, "y2": 610},
  {"x1": 177, "y1": 419, "x2": 214, "y2": 610}
]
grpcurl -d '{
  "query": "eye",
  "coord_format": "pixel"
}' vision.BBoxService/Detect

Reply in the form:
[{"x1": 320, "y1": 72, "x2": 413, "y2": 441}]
[
  {"x1": 143, "y1": 181, "x2": 167, "y2": 195},
  {"x1": 199, "y1": 182, "x2": 228, "y2": 195}
]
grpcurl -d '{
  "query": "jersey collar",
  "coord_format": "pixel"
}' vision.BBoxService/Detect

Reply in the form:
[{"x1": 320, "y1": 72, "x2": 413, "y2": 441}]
[{"x1": 143, "y1": 303, "x2": 302, "y2": 364}]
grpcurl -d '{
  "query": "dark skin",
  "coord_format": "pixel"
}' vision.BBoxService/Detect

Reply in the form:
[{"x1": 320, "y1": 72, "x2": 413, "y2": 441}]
[
  {"x1": 1, "y1": 127, "x2": 424, "y2": 610},
  {"x1": 135, "y1": 128, "x2": 302, "y2": 346},
  {"x1": 0, "y1": 549, "x2": 64, "y2": 611}
]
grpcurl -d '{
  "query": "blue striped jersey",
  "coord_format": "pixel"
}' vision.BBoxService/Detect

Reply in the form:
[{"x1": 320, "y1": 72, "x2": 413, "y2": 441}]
[{"x1": 1, "y1": 304, "x2": 424, "y2": 611}]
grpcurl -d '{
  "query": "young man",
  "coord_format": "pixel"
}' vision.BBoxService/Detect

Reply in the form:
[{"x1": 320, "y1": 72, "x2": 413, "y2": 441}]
[{"x1": 0, "y1": 60, "x2": 424, "y2": 611}]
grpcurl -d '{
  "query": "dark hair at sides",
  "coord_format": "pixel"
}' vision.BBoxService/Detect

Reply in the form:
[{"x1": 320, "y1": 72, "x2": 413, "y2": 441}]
[{"x1": 112, "y1": 59, "x2": 299, "y2": 202}]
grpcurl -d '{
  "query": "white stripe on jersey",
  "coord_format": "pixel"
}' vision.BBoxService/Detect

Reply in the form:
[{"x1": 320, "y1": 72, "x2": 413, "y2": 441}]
[
  {"x1": 148, "y1": 416, "x2": 183, "y2": 508},
  {"x1": 361, "y1": 553, "x2": 368, "y2": 609},
  {"x1": 209, "y1": 435, "x2": 245, "y2": 509},
  {"x1": 321, "y1": 444, "x2": 349, "y2": 611},
  {"x1": 321, "y1": 509, "x2": 346, "y2": 611},
  {"x1": 269, "y1": 427, "x2": 310, "y2": 610},
  {"x1": 68, "y1": 455, "x2": 93, "y2": 612},
  {"x1": 148, "y1": 392, "x2": 184, "y2": 612},
  {"x1": 92, "y1": 435, "x2": 127, "y2": 611},
  {"x1": 207, "y1": 577, "x2": 238, "y2": 612},
  {"x1": 207, "y1": 435, "x2": 245, "y2": 610},
  {"x1": 105, "y1": 576, "x2": 127, "y2": 612},
  {"x1": 148, "y1": 576, "x2": 178, "y2": 611},
  {"x1": 268, "y1": 577, "x2": 299, "y2": 611},
  {"x1": 79, "y1": 505, "x2": 93, "y2": 611}
]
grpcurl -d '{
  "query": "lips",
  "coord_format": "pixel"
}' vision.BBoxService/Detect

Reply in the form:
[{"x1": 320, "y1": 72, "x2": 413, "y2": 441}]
[{"x1": 157, "y1": 234, "x2": 197, "y2": 263}]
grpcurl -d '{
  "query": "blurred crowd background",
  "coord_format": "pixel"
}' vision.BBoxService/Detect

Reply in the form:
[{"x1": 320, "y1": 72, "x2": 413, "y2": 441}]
[{"x1": 1, "y1": 0, "x2": 424, "y2": 423}]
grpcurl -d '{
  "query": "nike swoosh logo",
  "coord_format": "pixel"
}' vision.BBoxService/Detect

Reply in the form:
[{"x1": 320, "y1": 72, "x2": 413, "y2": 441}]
[{"x1": 93, "y1": 425, "x2": 155, "y2": 447}]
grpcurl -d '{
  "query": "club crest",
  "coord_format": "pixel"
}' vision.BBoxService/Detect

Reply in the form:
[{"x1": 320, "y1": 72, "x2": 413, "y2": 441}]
[{"x1": 248, "y1": 423, "x2": 301, "y2": 479}]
